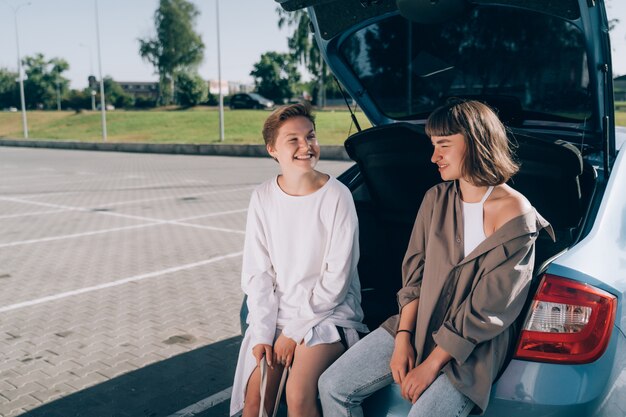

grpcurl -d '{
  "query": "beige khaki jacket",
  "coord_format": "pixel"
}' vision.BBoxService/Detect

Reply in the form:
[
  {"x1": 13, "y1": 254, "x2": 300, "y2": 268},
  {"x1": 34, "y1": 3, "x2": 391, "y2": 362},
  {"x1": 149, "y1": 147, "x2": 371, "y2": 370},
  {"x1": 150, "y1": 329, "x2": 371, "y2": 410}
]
[{"x1": 381, "y1": 181, "x2": 554, "y2": 413}]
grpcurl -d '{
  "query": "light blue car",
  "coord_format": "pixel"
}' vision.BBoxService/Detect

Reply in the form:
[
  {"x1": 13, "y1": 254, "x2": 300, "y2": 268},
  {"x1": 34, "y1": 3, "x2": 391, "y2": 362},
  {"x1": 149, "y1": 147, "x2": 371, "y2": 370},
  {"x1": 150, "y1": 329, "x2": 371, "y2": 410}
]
[{"x1": 265, "y1": 1, "x2": 626, "y2": 415}]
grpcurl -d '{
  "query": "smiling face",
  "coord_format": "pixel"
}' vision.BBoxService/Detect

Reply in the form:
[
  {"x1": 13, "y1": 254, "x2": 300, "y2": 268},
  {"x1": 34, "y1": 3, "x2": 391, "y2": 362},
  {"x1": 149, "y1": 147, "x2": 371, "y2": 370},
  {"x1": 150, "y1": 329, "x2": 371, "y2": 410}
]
[
  {"x1": 267, "y1": 116, "x2": 320, "y2": 174},
  {"x1": 431, "y1": 133, "x2": 467, "y2": 181}
]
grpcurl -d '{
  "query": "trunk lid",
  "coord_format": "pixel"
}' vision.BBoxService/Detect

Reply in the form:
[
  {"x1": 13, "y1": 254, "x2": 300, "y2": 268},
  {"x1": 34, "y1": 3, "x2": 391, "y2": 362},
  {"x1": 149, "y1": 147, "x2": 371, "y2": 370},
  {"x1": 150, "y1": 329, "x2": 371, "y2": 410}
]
[{"x1": 276, "y1": 0, "x2": 615, "y2": 156}]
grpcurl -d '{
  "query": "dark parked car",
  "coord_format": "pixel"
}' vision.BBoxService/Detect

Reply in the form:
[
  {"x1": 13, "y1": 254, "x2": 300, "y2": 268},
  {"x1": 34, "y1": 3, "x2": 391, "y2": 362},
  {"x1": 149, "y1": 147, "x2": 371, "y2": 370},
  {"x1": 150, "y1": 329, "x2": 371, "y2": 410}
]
[
  {"x1": 229, "y1": 93, "x2": 274, "y2": 110},
  {"x1": 243, "y1": 0, "x2": 625, "y2": 415}
]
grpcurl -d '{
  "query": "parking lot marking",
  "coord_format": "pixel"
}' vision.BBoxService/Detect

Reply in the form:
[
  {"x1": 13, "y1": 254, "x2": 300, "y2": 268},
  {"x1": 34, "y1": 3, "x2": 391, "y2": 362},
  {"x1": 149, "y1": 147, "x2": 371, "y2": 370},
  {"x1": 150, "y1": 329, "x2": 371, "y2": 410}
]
[
  {"x1": 166, "y1": 386, "x2": 232, "y2": 417},
  {"x1": 0, "y1": 172, "x2": 75, "y2": 182},
  {"x1": 0, "y1": 196, "x2": 102, "y2": 211},
  {"x1": 0, "y1": 185, "x2": 254, "y2": 212},
  {"x1": 0, "y1": 219, "x2": 245, "y2": 248},
  {"x1": 0, "y1": 209, "x2": 67, "y2": 219},
  {"x1": 0, "y1": 222, "x2": 161, "y2": 248},
  {"x1": 0, "y1": 251, "x2": 243, "y2": 314},
  {"x1": 97, "y1": 209, "x2": 248, "y2": 234},
  {"x1": 84, "y1": 185, "x2": 255, "y2": 209},
  {"x1": 0, "y1": 199, "x2": 247, "y2": 247},
  {"x1": 177, "y1": 208, "x2": 248, "y2": 221}
]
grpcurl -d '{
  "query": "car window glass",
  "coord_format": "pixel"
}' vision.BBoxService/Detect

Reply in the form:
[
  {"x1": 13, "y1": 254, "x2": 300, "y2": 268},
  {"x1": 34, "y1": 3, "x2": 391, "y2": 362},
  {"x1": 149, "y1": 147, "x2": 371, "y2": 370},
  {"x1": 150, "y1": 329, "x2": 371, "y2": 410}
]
[{"x1": 339, "y1": 6, "x2": 592, "y2": 124}]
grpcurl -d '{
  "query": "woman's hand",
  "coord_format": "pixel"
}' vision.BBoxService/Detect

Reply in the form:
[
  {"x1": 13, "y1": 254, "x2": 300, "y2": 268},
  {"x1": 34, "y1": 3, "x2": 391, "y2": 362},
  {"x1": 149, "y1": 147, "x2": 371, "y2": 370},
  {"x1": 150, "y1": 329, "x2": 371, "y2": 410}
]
[
  {"x1": 273, "y1": 334, "x2": 297, "y2": 367},
  {"x1": 252, "y1": 344, "x2": 273, "y2": 367},
  {"x1": 401, "y1": 346, "x2": 452, "y2": 403},
  {"x1": 390, "y1": 333, "x2": 415, "y2": 384},
  {"x1": 401, "y1": 360, "x2": 439, "y2": 403}
]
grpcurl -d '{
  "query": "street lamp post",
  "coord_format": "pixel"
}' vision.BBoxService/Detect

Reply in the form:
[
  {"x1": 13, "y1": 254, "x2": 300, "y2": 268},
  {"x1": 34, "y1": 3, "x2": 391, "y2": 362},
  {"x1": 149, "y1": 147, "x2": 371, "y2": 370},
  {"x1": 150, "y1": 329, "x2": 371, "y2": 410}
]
[
  {"x1": 216, "y1": 0, "x2": 224, "y2": 142},
  {"x1": 94, "y1": 0, "x2": 107, "y2": 141},
  {"x1": 6, "y1": 1, "x2": 31, "y2": 138},
  {"x1": 56, "y1": 79, "x2": 61, "y2": 111}
]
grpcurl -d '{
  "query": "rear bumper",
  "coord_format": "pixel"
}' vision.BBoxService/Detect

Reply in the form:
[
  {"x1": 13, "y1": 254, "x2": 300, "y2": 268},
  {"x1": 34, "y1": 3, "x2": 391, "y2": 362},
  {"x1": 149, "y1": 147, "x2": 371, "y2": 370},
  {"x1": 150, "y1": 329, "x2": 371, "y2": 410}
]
[{"x1": 364, "y1": 326, "x2": 626, "y2": 417}]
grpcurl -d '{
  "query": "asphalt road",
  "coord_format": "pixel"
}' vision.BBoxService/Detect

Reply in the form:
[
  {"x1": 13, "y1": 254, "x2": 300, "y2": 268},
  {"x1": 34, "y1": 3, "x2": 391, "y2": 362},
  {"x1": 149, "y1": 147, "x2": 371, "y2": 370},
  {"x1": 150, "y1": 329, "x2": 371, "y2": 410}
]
[{"x1": 0, "y1": 146, "x2": 352, "y2": 417}]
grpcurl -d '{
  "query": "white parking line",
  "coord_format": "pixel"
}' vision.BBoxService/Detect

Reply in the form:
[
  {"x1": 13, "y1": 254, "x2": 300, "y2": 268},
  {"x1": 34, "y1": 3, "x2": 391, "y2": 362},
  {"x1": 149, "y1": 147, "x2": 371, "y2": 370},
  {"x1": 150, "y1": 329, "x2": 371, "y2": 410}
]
[
  {"x1": 102, "y1": 186, "x2": 255, "y2": 208},
  {"x1": 0, "y1": 185, "x2": 254, "y2": 211},
  {"x1": 166, "y1": 387, "x2": 233, "y2": 417},
  {"x1": 0, "y1": 172, "x2": 76, "y2": 182},
  {"x1": 0, "y1": 187, "x2": 254, "y2": 222},
  {"x1": 177, "y1": 208, "x2": 248, "y2": 221},
  {"x1": 2, "y1": 191, "x2": 85, "y2": 200},
  {"x1": 97, "y1": 208, "x2": 248, "y2": 234},
  {"x1": 0, "y1": 223, "x2": 161, "y2": 248},
  {"x1": 0, "y1": 251, "x2": 243, "y2": 313},
  {"x1": 0, "y1": 209, "x2": 68, "y2": 219},
  {"x1": 0, "y1": 218, "x2": 245, "y2": 248},
  {"x1": 0, "y1": 200, "x2": 247, "y2": 247},
  {"x1": 0, "y1": 173, "x2": 117, "y2": 187}
]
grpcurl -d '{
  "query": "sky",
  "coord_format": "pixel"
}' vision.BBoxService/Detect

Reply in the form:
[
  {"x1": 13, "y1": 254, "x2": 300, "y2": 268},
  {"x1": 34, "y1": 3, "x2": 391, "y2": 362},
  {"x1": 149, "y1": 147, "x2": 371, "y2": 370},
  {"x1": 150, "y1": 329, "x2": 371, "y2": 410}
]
[
  {"x1": 0, "y1": 0, "x2": 293, "y2": 89},
  {"x1": 0, "y1": 0, "x2": 625, "y2": 91}
]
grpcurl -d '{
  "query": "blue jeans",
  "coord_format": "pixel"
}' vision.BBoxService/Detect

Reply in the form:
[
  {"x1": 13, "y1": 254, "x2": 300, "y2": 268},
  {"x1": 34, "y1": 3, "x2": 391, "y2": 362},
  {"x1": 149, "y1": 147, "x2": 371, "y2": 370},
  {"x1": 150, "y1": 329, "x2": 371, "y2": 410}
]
[{"x1": 318, "y1": 328, "x2": 474, "y2": 417}]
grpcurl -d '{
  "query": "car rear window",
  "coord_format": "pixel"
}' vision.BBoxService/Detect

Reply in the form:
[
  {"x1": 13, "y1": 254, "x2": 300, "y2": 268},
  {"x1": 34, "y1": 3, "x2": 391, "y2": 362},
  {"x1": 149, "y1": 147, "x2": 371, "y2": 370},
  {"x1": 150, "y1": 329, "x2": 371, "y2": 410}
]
[{"x1": 339, "y1": 6, "x2": 592, "y2": 124}]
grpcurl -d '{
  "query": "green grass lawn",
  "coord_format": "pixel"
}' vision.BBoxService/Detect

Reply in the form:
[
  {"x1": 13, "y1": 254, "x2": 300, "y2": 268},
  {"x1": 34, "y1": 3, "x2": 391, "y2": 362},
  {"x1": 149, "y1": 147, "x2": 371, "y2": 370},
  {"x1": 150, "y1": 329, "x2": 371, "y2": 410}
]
[
  {"x1": 2, "y1": 107, "x2": 624, "y2": 145},
  {"x1": 0, "y1": 108, "x2": 371, "y2": 146}
]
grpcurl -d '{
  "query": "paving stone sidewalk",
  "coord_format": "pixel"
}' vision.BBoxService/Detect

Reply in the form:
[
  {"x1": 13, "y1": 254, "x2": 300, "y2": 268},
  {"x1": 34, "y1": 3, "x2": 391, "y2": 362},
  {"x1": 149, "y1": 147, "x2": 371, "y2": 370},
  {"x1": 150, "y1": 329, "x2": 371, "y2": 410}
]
[{"x1": 0, "y1": 147, "x2": 352, "y2": 417}]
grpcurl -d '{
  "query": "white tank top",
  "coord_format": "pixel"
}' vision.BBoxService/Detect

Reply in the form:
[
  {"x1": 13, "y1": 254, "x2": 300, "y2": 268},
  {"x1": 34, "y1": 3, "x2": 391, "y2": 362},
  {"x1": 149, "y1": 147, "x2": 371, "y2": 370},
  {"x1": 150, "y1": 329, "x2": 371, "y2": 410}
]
[{"x1": 462, "y1": 186, "x2": 494, "y2": 257}]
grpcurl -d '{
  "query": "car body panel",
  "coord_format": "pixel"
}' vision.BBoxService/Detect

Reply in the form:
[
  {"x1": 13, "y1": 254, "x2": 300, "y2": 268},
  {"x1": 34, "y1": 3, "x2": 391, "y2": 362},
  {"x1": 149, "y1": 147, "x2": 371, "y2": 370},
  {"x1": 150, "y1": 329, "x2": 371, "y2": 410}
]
[
  {"x1": 230, "y1": 93, "x2": 274, "y2": 109},
  {"x1": 549, "y1": 130, "x2": 626, "y2": 332},
  {"x1": 364, "y1": 326, "x2": 626, "y2": 417}
]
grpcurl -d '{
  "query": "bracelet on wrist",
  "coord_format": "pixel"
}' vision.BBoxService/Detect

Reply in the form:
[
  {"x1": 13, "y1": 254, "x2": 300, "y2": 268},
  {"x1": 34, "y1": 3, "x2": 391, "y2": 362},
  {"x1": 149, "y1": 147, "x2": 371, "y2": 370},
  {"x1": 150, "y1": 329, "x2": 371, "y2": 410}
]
[{"x1": 396, "y1": 329, "x2": 414, "y2": 337}]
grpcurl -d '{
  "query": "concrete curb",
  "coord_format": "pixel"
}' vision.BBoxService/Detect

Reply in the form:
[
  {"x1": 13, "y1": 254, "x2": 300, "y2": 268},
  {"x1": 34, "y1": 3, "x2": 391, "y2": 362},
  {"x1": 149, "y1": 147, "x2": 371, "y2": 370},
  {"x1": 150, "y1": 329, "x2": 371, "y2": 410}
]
[{"x1": 0, "y1": 138, "x2": 352, "y2": 161}]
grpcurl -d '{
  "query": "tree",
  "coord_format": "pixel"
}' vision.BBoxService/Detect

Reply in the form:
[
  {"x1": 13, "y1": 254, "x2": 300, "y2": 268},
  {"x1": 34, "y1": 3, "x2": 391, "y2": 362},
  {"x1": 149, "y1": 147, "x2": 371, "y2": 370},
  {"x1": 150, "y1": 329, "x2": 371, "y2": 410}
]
[
  {"x1": 0, "y1": 68, "x2": 18, "y2": 109},
  {"x1": 176, "y1": 72, "x2": 208, "y2": 107},
  {"x1": 139, "y1": 0, "x2": 205, "y2": 105},
  {"x1": 277, "y1": 9, "x2": 320, "y2": 78},
  {"x1": 62, "y1": 89, "x2": 91, "y2": 112},
  {"x1": 22, "y1": 53, "x2": 69, "y2": 109},
  {"x1": 250, "y1": 52, "x2": 300, "y2": 103},
  {"x1": 102, "y1": 77, "x2": 134, "y2": 109},
  {"x1": 276, "y1": 8, "x2": 338, "y2": 106}
]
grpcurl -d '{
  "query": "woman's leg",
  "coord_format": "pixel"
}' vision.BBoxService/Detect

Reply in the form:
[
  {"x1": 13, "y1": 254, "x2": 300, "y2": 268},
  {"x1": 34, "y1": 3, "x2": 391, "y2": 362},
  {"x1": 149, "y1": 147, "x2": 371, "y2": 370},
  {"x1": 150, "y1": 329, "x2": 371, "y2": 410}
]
[
  {"x1": 407, "y1": 373, "x2": 474, "y2": 417},
  {"x1": 242, "y1": 362, "x2": 286, "y2": 417},
  {"x1": 318, "y1": 327, "x2": 396, "y2": 417},
  {"x1": 285, "y1": 340, "x2": 345, "y2": 417}
]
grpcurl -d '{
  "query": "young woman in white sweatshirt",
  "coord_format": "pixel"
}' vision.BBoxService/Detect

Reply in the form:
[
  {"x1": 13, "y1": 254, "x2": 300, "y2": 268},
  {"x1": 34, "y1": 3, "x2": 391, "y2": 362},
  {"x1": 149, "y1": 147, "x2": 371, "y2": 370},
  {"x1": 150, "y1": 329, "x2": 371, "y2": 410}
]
[{"x1": 230, "y1": 102, "x2": 367, "y2": 417}]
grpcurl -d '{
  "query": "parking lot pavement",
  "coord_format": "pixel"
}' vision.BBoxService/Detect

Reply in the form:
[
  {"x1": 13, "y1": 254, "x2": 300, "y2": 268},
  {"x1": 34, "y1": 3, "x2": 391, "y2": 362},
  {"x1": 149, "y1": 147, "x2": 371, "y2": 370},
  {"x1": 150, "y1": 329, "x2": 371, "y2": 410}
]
[{"x1": 0, "y1": 147, "x2": 353, "y2": 417}]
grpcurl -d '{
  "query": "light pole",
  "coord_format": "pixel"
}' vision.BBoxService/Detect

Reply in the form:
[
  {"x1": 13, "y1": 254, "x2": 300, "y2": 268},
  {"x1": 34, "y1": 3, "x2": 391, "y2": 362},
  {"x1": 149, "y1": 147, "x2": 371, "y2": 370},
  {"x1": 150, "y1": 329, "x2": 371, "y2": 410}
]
[
  {"x1": 94, "y1": 0, "x2": 107, "y2": 141},
  {"x1": 5, "y1": 1, "x2": 31, "y2": 138},
  {"x1": 216, "y1": 0, "x2": 224, "y2": 141},
  {"x1": 56, "y1": 79, "x2": 61, "y2": 111},
  {"x1": 79, "y1": 43, "x2": 96, "y2": 110}
]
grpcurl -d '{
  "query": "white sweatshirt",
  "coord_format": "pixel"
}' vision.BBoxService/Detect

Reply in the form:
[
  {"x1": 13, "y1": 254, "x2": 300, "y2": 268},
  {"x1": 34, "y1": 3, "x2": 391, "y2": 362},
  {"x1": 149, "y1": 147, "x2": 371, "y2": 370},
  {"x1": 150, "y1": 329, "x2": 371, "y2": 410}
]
[{"x1": 230, "y1": 175, "x2": 367, "y2": 416}]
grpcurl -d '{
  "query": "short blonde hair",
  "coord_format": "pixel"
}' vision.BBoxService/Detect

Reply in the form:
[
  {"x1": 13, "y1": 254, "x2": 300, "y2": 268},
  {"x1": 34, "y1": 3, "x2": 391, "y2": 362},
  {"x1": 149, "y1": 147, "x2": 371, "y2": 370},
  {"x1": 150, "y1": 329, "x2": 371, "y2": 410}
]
[
  {"x1": 262, "y1": 102, "x2": 316, "y2": 149},
  {"x1": 426, "y1": 99, "x2": 519, "y2": 186}
]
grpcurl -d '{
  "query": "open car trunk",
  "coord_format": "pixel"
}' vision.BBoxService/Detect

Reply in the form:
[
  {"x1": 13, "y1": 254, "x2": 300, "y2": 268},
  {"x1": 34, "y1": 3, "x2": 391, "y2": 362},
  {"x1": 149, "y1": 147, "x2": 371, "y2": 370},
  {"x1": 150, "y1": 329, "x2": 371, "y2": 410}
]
[
  {"x1": 338, "y1": 122, "x2": 597, "y2": 332},
  {"x1": 269, "y1": 0, "x2": 621, "y2": 414}
]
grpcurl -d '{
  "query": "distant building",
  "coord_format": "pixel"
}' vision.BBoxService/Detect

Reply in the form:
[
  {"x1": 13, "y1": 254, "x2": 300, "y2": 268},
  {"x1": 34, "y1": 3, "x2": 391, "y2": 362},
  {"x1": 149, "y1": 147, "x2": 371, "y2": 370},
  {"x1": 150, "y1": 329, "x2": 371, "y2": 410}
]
[
  {"x1": 614, "y1": 75, "x2": 626, "y2": 101},
  {"x1": 118, "y1": 80, "x2": 257, "y2": 101},
  {"x1": 118, "y1": 81, "x2": 159, "y2": 100},
  {"x1": 208, "y1": 79, "x2": 254, "y2": 96}
]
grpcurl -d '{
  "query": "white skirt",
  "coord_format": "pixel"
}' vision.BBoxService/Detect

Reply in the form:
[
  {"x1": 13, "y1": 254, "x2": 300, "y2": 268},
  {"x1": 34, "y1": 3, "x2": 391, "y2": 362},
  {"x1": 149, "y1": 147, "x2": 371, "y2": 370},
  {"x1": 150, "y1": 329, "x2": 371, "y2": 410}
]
[{"x1": 229, "y1": 322, "x2": 360, "y2": 416}]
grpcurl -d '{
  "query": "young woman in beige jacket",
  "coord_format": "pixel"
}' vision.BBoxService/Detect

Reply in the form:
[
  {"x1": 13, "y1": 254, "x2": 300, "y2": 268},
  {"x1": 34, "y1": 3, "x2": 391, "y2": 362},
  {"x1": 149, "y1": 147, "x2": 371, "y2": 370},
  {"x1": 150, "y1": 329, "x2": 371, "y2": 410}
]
[{"x1": 319, "y1": 99, "x2": 553, "y2": 417}]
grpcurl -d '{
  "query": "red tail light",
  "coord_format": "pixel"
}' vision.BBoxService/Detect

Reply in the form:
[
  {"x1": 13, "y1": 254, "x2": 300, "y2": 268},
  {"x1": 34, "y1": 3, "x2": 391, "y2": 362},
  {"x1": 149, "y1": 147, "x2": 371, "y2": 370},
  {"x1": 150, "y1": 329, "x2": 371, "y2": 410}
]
[{"x1": 514, "y1": 274, "x2": 617, "y2": 364}]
